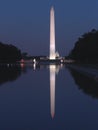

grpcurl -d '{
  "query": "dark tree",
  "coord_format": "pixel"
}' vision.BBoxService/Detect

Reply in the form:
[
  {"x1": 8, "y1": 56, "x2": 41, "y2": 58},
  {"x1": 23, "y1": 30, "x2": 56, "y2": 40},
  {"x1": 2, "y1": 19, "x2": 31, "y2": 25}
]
[
  {"x1": 69, "y1": 29, "x2": 98, "y2": 63},
  {"x1": 0, "y1": 42, "x2": 22, "y2": 63}
]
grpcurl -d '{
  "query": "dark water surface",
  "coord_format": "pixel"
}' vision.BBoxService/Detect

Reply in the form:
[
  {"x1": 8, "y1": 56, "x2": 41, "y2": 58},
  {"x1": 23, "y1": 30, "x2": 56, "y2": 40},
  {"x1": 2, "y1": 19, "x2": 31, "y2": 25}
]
[{"x1": 0, "y1": 64, "x2": 98, "y2": 130}]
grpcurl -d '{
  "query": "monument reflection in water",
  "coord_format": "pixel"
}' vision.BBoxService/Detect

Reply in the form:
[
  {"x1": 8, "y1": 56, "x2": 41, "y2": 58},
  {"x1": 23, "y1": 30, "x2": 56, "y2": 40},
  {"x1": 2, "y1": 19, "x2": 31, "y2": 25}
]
[
  {"x1": 49, "y1": 64, "x2": 62, "y2": 118},
  {"x1": 50, "y1": 65, "x2": 56, "y2": 118},
  {"x1": 33, "y1": 63, "x2": 62, "y2": 118}
]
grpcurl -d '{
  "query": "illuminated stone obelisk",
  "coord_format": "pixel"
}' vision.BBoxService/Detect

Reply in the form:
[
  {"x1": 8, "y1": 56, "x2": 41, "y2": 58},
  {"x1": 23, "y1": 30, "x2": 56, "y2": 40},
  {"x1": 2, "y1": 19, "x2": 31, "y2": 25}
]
[{"x1": 50, "y1": 6, "x2": 56, "y2": 60}]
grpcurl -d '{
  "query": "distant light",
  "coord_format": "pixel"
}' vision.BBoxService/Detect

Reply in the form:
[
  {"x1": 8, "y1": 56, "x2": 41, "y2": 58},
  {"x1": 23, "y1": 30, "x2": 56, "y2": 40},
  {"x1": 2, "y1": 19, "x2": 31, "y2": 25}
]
[
  {"x1": 20, "y1": 63, "x2": 24, "y2": 68},
  {"x1": 33, "y1": 59, "x2": 36, "y2": 63},
  {"x1": 7, "y1": 64, "x2": 9, "y2": 67},
  {"x1": 61, "y1": 59, "x2": 63, "y2": 63},
  {"x1": 21, "y1": 59, "x2": 24, "y2": 63}
]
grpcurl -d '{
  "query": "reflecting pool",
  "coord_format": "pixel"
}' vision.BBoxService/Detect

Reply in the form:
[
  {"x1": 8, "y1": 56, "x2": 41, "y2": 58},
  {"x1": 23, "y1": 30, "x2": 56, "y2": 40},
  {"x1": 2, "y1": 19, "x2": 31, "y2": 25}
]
[{"x1": 0, "y1": 64, "x2": 98, "y2": 130}]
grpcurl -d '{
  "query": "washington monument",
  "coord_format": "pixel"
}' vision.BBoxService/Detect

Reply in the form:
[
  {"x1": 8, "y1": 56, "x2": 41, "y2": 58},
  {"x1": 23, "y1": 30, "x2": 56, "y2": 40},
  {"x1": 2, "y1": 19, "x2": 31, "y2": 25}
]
[{"x1": 49, "y1": 6, "x2": 56, "y2": 60}]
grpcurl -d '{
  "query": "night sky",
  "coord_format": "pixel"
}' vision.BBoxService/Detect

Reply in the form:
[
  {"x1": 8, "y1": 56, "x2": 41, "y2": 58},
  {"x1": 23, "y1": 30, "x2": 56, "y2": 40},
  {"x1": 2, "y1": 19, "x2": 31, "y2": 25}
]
[{"x1": 0, "y1": 0, "x2": 98, "y2": 56}]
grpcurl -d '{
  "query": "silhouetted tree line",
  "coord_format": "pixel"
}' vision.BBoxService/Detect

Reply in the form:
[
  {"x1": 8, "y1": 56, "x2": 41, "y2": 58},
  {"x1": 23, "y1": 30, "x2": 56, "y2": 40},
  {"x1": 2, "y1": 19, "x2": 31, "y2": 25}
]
[
  {"x1": 0, "y1": 42, "x2": 22, "y2": 63},
  {"x1": 69, "y1": 29, "x2": 98, "y2": 63}
]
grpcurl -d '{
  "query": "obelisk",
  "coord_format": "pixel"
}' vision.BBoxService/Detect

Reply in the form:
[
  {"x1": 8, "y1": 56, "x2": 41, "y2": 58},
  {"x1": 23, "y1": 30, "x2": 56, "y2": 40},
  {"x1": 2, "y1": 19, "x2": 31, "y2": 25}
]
[{"x1": 50, "y1": 6, "x2": 56, "y2": 60}]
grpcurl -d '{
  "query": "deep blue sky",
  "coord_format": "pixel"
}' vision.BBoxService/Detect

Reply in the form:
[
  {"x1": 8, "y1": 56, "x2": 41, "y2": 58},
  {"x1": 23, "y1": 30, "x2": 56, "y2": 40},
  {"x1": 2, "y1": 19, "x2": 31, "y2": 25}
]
[{"x1": 0, "y1": 0, "x2": 98, "y2": 56}]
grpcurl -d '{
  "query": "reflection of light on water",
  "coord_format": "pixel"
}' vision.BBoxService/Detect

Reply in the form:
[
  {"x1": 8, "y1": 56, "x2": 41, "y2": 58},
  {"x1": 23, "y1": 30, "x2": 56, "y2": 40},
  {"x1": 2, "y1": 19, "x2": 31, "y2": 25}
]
[
  {"x1": 50, "y1": 65, "x2": 56, "y2": 118},
  {"x1": 49, "y1": 65, "x2": 61, "y2": 118},
  {"x1": 33, "y1": 63, "x2": 36, "y2": 70},
  {"x1": 20, "y1": 63, "x2": 63, "y2": 119},
  {"x1": 20, "y1": 63, "x2": 24, "y2": 68}
]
